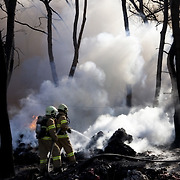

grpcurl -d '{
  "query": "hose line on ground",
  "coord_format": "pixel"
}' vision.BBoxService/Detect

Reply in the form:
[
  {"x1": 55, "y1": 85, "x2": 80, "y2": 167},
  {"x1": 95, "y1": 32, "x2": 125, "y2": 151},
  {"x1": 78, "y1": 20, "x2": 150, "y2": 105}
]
[{"x1": 47, "y1": 152, "x2": 180, "y2": 180}]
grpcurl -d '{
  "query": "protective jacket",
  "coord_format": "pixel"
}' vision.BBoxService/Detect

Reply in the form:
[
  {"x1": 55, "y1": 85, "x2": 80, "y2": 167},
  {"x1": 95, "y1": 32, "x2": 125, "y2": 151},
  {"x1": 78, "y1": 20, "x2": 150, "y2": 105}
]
[
  {"x1": 56, "y1": 112, "x2": 76, "y2": 163},
  {"x1": 38, "y1": 116, "x2": 61, "y2": 172},
  {"x1": 41, "y1": 116, "x2": 58, "y2": 142}
]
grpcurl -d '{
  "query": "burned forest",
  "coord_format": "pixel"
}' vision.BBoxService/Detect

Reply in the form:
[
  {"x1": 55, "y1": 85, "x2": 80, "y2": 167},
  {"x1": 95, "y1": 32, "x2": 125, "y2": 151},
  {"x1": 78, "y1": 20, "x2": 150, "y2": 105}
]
[{"x1": 1, "y1": 0, "x2": 180, "y2": 179}]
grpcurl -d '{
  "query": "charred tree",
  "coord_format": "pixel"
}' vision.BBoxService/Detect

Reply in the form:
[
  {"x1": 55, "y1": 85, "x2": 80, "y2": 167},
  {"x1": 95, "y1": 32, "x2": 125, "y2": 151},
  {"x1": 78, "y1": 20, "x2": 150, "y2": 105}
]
[
  {"x1": 129, "y1": 0, "x2": 148, "y2": 23},
  {"x1": 4, "y1": 0, "x2": 16, "y2": 86},
  {"x1": 153, "y1": 0, "x2": 169, "y2": 106},
  {"x1": 0, "y1": 33, "x2": 15, "y2": 178},
  {"x1": 69, "y1": 0, "x2": 87, "y2": 77},
  {"x1": 167, "y1": 42, "x2": 177, "y2": 107},
  {"x1": 167, "y1": 41, "x2": 180, "y2": 148},
  {"x1": 40, "y1": 0, "x2": 58, "y2": 86},
  {"x1": 138, "y1": 0, "x2": 148, "y2": 23},
  {"x1": 170, "y1": 0, "x2": 180, "y2": 147},
  {"x1": 0, "y1": 35, "x2": 15, "y2": 178},
  {"x1": 0, "y1": 0, "x2": 17, "y2": 178},
  {"x1": 121, "y1": 0, "x2": 132, "y2": 107},
  {"x1": 126, "y1": 84, "x2": 132, "y2": 107},
  {"x1": 121, "y1": 0, "x2": 130, "y2": 36}
]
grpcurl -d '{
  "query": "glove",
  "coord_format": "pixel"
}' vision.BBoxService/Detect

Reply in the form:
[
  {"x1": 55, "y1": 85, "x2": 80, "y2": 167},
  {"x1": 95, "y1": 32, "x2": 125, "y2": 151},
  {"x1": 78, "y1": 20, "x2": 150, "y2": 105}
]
[{"x1": 67, "y1": 128, "x2": 71, "y2": 133}]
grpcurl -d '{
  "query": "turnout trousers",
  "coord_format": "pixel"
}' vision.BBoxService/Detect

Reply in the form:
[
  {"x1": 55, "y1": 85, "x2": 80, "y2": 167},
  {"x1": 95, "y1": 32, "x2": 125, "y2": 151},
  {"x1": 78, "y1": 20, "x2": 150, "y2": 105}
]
[
  {"x1": 57, "y1": 134, "x2": 76, "y2": 163},
  {"x1": 38, "y1": 138, "x2": 61, "y2": 172}
]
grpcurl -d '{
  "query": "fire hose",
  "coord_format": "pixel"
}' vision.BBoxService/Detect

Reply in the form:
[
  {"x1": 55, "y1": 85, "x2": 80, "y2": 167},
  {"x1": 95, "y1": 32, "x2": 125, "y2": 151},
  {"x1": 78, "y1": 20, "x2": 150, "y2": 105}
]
[
  {"x1": 46, "y1": 152, "x2": 180, "y2": 180},
  {"x1": 46, "y1": 128, "x2": 89, "y2": 178}
]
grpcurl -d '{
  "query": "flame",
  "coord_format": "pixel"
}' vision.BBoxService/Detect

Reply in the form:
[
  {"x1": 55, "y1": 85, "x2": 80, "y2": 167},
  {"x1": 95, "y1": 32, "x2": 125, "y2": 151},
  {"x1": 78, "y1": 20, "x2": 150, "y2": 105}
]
[{"x1": 29, "y1": 115, "x2": 38, "y2": 130}]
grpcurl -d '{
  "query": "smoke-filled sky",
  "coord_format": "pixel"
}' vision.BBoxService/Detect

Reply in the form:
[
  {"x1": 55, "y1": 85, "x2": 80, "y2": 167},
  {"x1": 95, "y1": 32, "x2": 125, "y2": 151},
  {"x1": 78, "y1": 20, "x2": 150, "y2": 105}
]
[{"x1": 4, "y1": 0, "x2": 174, "y2": 152}]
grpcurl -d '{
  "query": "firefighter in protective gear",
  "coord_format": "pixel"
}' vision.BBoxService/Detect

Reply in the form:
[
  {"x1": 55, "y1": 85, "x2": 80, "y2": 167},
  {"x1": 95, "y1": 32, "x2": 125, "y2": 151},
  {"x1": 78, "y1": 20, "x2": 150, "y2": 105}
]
[
  {"x1": 56, "y1": 104, "x2": 76, "y2": 164},
  {"x1": 38, "y1": 106, "x2": 61, "y2": 173}
]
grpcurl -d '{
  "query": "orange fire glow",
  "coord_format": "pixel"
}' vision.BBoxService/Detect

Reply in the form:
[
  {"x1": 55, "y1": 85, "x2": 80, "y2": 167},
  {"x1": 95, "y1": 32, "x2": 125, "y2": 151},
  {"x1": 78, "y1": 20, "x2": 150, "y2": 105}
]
[{"x1": 29, "y1": 115, "x2": 38, "y2": 130}]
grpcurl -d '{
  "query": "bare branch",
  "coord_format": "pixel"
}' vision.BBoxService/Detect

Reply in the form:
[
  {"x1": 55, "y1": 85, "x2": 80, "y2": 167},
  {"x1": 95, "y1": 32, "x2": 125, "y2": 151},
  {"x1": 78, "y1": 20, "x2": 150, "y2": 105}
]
[
  {"x1": 15, "y1": 20, "x2": 47, "y2": 35},
  {"x1": 50, "y1": 6, "x2": 63, "y2": 21},
  {"x1": 34, "y1": 17, "x2": 46, "y2": 28}
]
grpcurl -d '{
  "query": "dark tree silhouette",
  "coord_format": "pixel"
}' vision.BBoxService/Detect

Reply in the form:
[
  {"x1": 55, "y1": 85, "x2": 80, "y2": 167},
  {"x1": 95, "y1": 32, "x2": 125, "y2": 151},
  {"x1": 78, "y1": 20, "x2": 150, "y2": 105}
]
[
  {"x1": 40, "y1": 0, "x2": 59, "y2": 86},
  {"x1": 69, "y1": 0, "x2": 87, "y2": 77},
  {"x1": 154, "y1": 0, "x2": 169, "y2": 106},
  {"x1": 170, "y1": 0, "x2": 180, "y2": 147},
  {"x1": 0, "y1": 32, "x2": 15, "y2": 179},
  {"x1": 0, "y1": 0, "x2": 17, "y2": 178},
  {"x1": 129, "y1": 0, "x2": 148, "y2": 23},
  {"x1": 121, "y1": 0, "x2": 130, "y2": 36}
]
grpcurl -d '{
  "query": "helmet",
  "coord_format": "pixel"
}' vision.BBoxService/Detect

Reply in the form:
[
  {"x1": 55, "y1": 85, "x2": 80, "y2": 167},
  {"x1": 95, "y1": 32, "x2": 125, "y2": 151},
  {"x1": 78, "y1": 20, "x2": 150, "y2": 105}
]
[
  {"x1": 58, "y1": 104, "x2": 68, "y2": 113},
  {"x1": 46, "y1": 106, "x2": 58, "y2": 116}
]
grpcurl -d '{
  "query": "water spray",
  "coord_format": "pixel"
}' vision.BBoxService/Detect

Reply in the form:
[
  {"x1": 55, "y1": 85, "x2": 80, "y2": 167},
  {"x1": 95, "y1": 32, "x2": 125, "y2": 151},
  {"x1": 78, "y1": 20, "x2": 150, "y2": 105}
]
[{"x1": 71, "y1": 129, "x2": 90, "y2": 141}]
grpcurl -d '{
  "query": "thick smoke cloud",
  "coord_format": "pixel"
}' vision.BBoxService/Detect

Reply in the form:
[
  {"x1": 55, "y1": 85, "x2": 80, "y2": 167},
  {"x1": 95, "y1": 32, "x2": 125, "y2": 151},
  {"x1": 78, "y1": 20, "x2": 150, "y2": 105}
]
[
  {"x1": 11, "y1": 62, "x2": 109, "y2": 148},
  {"x1": 8, "y1": 0, "x2": 174, "y2": 152},
  {"x1": 84, "y1": 106, "x2": 174, "y2": 152}
]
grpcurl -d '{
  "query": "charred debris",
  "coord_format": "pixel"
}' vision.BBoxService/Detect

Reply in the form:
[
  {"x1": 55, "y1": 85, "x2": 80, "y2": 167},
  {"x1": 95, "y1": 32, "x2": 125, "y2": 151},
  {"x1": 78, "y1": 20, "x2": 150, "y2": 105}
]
[{"x1": 11, "y1": 128, "x2": 180, "y2": 180}]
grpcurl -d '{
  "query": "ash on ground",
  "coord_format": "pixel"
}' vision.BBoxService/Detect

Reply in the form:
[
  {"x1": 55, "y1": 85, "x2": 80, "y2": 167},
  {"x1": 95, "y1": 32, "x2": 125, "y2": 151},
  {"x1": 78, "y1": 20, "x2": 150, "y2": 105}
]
[{"x1": 10, "y1": 128, "x2": 180, "y2": 180}]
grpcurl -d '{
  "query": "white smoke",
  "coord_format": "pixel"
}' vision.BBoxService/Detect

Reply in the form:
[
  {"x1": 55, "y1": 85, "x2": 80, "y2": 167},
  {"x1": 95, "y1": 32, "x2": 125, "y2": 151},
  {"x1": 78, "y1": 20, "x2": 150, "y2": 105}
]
[
  {"x1": 8, "y1": 0, "x2": 174, "y2": 153},
  {"x1": 10, "y1": 61, "x2": 110, "y2": 148},
  {"x1": 84, "y1": 106, "x2": 174, "y2": 152},
  {"x1": 10, "y1": 60, "x2": 174, "y2": 152}
]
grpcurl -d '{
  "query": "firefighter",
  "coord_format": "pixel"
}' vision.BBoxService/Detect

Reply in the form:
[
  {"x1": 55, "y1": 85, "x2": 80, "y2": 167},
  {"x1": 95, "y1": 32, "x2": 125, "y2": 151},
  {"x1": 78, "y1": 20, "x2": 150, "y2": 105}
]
[
  {"x1": 38, "y1": 106, "x2": 61, "y2": 174},
  {"x1": 56, "y1": 104, "x2": 76, "y2": 165}
]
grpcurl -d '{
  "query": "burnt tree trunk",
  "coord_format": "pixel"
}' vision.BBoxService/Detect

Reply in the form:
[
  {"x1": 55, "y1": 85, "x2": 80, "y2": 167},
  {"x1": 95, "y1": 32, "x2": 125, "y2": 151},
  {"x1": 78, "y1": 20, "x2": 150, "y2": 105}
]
[
  {"x1": 153, "y1": 0, "x2": 168, "y2": 106},
  {"x1": 0, "y1": 0, "x2": 16, "y2": 178},
  {"x1": 69, "y1": 0, "x2": 79, "y2": 78},
  {"x1": 69, "y1": 0, "x2": 87, "y2": 77},
  {"x1": 138, "y1": 0, "x2": 147, "y2": 23},
  {"x1": 41, "y1": 0, "x2": 58, "y2": 86},
  {"x1": 129, "y1": 0, "x2": 148, "y2": 23},
  {"x1": 167, "y1": 42, "x2": 177, "y2": 106},
  {"x1": 4, "y1": 0, "x2": 16, "y2": 86},
  {"x1": 121, "y1": 0, "x2": 132, "y2": 107},
  {"x1": 0, "y1": 32, "x2": 15, "y2": 178},
  {"x1": 121, "y1": 0, "x2": 130, "y2": 36},
  {"x1": 167, "y1": 41, "x2": 179, "y2": 148},
  {"x1": 170, "y1": 0, "x2": 180, "y2": 147}
]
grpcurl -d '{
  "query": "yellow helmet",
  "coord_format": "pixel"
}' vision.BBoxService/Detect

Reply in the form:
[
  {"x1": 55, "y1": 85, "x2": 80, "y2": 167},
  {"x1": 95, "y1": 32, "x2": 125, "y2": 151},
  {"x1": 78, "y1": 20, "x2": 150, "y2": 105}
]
[
  {"x1": 46, "y1": 106, "x2": 58, "y2": 116},
  {"x1": 58, "y1": 104, "x2": 68, "y2": 113}
]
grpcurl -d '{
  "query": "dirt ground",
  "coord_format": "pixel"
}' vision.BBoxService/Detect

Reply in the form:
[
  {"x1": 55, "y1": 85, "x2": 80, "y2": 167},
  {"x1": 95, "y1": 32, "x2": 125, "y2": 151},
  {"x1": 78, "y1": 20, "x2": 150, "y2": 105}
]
[{"x1": 10, "y1": 129, "x2": 180, "y2": 180}]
